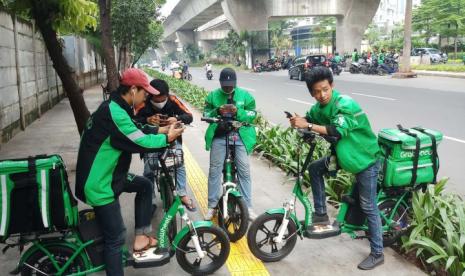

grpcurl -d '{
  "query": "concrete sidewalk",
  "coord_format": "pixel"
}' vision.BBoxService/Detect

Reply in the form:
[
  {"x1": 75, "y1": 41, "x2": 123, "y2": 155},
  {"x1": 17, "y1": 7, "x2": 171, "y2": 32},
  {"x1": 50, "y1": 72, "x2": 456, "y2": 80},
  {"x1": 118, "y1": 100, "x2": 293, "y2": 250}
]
[
  {"x1": 0, "y1": 85, "x2": 425, "y2": 275},
  {"x1": 413, "y1": 69, "x2": 465, "y2": 79}
]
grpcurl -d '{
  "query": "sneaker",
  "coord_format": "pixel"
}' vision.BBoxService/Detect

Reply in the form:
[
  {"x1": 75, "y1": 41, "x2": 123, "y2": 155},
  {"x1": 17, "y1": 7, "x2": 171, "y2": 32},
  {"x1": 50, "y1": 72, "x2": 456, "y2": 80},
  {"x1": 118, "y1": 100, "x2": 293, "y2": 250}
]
[
  {"x1": 248, "y1": 208, "x2": 258, "y2": 221},
  {"x1": 357, "y1": 253, "x2": 384, "y2": 270},
  {"x1": 204, "y1": 208, "x2": 216, "y2": 220},
  {"x1": 312, "y1": 212, "x2": 330, "y2": 225}
]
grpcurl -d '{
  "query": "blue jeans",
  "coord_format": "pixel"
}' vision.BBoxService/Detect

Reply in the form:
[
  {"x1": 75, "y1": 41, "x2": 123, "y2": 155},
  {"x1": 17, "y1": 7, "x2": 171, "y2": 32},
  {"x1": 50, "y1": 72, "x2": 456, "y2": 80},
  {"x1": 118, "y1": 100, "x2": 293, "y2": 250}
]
[
  {"x1": 308, "y1": 158, "x2": 383, "y2": 255},
  {"x1": 143, "y1": 142, "x2": 188, "y2": 200},
  {"x1": 208, "y1": 135, "x2": 252, "y2": 208},
  {"x1": 356, "y1": 161, "x2": 383, "y2": 255},
  {"x1": 94, "y1": 174, "x2": 153, "y2": 276}
]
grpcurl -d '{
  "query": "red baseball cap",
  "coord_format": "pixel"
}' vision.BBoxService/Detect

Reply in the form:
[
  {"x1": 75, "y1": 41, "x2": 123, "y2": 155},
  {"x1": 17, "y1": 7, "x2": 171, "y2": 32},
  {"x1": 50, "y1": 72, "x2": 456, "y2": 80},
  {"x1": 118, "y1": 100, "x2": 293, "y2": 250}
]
[{"x1": 120, "y1": 68, "x2": 159, "y2": 95}]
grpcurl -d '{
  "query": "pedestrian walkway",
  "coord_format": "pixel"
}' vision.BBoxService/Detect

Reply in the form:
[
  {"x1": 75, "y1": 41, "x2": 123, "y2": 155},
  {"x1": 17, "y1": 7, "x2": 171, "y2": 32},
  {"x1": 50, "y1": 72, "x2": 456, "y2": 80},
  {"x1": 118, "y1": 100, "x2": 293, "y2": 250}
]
[
  {"x1": 413, "y1": 69, "x2": 465, "y2": 79},
  {"x1": 0, "y1": 85, "x2": 425, "y2": 275}
]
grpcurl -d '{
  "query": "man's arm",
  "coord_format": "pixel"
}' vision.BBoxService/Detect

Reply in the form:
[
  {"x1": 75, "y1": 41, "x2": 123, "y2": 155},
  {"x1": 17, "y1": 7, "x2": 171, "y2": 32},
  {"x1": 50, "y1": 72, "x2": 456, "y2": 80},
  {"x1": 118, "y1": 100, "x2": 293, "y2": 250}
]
[
  {"x1": 235, "y1": 93, "x2": 257, "y2": 123},
  {"x1": 203, "y1": 92, "x2": 218, "y2": 118},
  {"x1": 170, "y1": 95, "x2": 193, "y2": 124}
]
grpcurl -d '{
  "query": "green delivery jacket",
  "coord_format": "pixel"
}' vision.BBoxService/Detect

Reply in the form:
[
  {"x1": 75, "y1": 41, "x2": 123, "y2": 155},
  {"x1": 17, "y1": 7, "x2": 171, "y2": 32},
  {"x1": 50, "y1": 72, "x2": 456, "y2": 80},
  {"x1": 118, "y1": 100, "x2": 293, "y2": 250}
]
[
  {"x1": 203, "y1": 87, "x2": 257, "y2": 154},
  {"x1": 306, "y1": 90, "x2": 380, "y2": 174},
  {"x1": 76, "y1": 93, "x2": 168, "y2": 207}
]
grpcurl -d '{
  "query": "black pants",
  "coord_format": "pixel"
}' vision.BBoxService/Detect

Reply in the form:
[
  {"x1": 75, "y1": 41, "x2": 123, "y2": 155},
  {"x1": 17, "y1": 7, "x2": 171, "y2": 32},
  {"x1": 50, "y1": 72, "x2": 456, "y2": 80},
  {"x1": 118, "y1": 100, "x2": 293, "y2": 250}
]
[{"x1": 94, "y1": 174, "x2": 153, "y2": 276}]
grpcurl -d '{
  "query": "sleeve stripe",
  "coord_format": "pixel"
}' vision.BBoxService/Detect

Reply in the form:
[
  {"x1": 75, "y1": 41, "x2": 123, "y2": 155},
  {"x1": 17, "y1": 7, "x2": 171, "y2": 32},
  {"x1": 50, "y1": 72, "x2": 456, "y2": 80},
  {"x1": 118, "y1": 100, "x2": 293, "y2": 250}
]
[{"x1": 127, "y1": 130, "x2": 145, "y2": 141}]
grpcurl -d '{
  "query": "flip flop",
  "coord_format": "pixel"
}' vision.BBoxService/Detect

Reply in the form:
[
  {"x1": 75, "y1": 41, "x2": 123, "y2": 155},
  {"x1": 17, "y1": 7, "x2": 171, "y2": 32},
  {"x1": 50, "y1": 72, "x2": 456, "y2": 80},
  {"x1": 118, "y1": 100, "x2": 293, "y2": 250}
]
[
  {"x1": 181, "y1": 197, "x2": 197, "y2": 212},
  {"x1": 133, "y1": 235, "x2": 158, "y2": 253}
]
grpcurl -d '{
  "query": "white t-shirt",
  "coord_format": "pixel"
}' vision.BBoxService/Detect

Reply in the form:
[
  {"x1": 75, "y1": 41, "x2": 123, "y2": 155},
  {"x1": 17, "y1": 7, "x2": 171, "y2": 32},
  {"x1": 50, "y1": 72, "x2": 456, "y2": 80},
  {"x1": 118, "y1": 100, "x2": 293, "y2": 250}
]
[{"x1": 206, "y1": 64, "x2": 212, "y2": 71}]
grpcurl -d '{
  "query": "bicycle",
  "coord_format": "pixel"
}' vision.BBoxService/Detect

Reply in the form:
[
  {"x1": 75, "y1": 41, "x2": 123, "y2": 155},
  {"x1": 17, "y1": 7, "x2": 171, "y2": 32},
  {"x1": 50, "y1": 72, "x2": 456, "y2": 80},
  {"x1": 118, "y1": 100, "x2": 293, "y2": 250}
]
[
  {"x1": 247, "y1": 128, "x2": 412, "y2": 262},
  {"x1": 4, "y1": 152, "x2": 231, "y2": 275},
  {"x1": 146, "y1": 141, "x2": 184, "y2": 243},
  {"x1": 201, "y1": 117, "x2": 250, "y2": 242}
]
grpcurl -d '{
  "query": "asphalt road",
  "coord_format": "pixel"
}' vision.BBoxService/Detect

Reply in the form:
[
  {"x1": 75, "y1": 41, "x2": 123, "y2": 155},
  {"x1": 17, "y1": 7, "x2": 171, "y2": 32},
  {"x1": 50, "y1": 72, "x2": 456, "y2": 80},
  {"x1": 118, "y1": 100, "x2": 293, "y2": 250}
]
[{"x1": 185, "y1": 67, "x2": 465, "y2": 196}]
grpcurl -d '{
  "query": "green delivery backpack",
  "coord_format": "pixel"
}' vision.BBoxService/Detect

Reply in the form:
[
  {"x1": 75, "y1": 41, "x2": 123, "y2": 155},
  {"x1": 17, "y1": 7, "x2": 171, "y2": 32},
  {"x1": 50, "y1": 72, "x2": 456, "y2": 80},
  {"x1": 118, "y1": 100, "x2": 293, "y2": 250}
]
[
  {"x1": 378, "y1": 125, "x2": 442, "y2": 188},
  {"x1": 0, "y1": 154, "x2": 78, "y2": 240}
]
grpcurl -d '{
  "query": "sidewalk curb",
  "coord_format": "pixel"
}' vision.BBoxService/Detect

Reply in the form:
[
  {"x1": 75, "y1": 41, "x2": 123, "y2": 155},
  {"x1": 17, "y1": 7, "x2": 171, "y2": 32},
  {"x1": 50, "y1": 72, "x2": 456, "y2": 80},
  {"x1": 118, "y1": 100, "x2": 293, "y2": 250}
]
[{"x1": 413, "y1": 70, "x2": 465, "y2": 79}]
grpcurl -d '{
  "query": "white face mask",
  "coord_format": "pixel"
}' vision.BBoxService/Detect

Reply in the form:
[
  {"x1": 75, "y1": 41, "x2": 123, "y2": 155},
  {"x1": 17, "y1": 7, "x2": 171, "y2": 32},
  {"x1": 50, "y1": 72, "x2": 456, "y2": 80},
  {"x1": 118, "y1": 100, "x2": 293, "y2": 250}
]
[{"x1": 151, "y1": 99, "x2": 167, "y2": 109}]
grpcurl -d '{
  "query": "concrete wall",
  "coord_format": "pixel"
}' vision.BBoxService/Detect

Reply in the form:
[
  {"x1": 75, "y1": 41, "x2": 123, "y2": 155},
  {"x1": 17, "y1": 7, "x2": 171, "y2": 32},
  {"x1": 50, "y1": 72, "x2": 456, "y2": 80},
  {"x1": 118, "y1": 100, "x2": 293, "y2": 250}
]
[{"x1": 0, "y1": 11, "x2": 104, "y2": 146}]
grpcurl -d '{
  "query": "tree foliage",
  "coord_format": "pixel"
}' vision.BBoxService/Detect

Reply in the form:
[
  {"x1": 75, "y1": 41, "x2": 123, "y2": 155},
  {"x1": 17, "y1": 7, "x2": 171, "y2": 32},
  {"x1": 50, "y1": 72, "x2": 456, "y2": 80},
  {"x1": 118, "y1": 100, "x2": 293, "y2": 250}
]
[
  {"x1": 111, "y1": 0, "x2": 165, "y2": 69},
  {"x1": 0, "y1": 0, "x2": 98, "y2": 134}
]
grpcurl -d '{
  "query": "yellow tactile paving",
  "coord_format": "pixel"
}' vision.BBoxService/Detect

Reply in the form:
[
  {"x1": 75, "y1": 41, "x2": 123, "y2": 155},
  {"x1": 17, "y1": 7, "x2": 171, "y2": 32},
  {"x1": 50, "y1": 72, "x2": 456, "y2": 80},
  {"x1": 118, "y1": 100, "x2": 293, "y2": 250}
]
[{"x1": 183, "y1": 146, "x2": 270, "y2": 276}]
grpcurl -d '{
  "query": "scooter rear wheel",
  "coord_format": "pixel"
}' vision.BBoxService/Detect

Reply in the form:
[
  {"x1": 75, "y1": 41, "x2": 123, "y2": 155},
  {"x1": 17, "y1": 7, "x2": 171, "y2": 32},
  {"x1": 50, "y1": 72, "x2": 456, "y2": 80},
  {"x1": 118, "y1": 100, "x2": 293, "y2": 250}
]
[
  {"x1": 21, "y1": 245, "x2": 87, "y2": 276},
  {"x1": 247, "y1": 213, "x2": 298, "y2": 262}
]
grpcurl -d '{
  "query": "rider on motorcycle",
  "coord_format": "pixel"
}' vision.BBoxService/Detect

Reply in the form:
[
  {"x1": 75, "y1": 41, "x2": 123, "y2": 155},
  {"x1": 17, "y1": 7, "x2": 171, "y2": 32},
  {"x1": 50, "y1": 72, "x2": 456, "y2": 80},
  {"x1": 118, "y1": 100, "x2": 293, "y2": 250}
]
[{"x1": 205, "y1": 61, "x2": 213, "y2": 78}]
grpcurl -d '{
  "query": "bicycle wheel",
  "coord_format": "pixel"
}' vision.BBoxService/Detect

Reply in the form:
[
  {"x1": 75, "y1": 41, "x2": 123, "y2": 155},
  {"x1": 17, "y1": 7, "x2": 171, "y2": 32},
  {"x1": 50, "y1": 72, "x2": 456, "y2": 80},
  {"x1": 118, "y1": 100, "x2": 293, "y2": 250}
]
[
  {"x1": 247, "y1": 213, "x2": 297, "y2": 262},
  {"x1": 176, "y1": 226, "x2": 230, "y2": 275},
  {"x1": 217, "y1": 194, "x2": 248, "y2": 242},
  {"x1": 21, "y1": 245, "x2": 87, "y2": 276}
]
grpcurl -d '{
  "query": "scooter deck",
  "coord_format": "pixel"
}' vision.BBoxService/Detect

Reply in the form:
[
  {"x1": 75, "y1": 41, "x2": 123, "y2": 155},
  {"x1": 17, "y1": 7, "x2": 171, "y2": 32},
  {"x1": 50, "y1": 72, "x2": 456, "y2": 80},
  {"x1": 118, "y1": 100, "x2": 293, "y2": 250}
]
[
  {"x1": 304, "y1": 223, "x2": 341, "y2": 239},
  {"x1": 132, "y1": 248, "x2": 171, "y2": 269}
]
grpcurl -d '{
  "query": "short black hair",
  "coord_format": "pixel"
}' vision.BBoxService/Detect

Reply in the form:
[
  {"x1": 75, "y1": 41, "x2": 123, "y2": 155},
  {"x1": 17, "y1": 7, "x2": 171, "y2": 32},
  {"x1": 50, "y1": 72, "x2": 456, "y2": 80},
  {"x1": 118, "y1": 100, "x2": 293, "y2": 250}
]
[
  {"x1": 116, "y1": 85, "x2": 131, "y2": 95},
  {"x1": 150, "y1": 79, "x2": 169, "y2": 96},
  {"x1": 305, "y1": 67, "x2": 333, "y2": 94}
]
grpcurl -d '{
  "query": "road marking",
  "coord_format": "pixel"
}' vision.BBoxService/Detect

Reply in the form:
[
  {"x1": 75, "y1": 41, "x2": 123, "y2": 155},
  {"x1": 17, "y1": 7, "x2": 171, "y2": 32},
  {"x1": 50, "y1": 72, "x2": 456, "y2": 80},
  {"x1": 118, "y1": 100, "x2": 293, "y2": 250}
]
[
  {"x1": 249, "y1": 78, "x2": 259, "y2": 81},
  {"x1": 351, "y1": 92, "x2": 396, "y2": 101},
  {"x1": 269, "y1": 121, "x2": 277, "y2": 126},
  {"x1": 241, "y1": 87, "x2": 256, "y2": 92},
  {"x1": 444, "y1": 136, "x2": 465, "y2": 144},
  {"x1": 285, "y1": 83, "x2": 305, "y2": 87},
  {"x1": 183, "y1": 146, "x2": 270, "y2": 276},
  {"x1": 287, "y1": 97, "x2": 313, "y2": 105}
]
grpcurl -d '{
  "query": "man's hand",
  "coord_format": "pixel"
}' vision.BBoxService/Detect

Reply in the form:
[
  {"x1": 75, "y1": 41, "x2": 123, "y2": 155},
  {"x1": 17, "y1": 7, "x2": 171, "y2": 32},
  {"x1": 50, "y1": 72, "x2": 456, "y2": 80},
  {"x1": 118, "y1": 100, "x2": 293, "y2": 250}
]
[
  {"x1": 219, "y1": 104, "x2": 237, "y2": 116},
  {"x1": 158, "y1": 126, "x2": 170, "y2": 134},
  {"x1": 290, "y1": 113, "x2": 309, "y2": 129},
  {"x1": 167, "y1": 123, "x2": 185, "y2": 142},
  {"x1": 166, "y1": 117, "x2": 178, "y2": 125},
  {"x1": 147, "y1": 115, "x2": 160, "y2": 125}
]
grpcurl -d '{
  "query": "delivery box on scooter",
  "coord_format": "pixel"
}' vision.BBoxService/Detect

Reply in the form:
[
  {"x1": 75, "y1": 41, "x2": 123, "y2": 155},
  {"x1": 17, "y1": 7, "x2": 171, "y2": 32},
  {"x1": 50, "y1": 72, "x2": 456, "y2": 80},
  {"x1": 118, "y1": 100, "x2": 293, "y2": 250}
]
[
  {"x1": 377, "y1": 127, "x2": 442, "y2": 188},
  {"x1": 0, "y1": 155, "x2": 78, "y2": 240}
]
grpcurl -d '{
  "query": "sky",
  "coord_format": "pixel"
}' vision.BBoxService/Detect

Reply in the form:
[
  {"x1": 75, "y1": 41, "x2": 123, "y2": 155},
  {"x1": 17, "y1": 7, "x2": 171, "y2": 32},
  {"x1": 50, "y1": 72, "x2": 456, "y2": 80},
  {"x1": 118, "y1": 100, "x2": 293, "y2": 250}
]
[{"x1": 160, "y1": 0, "x2": 180, "y2": 17}]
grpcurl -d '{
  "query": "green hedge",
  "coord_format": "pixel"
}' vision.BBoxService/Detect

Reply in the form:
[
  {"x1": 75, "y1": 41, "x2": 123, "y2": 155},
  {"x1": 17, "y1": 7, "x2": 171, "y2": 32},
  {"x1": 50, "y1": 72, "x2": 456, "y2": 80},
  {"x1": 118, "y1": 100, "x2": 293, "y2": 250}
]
[{"x1": 412, "y1": 64, "x2": 465, "y2": 72}]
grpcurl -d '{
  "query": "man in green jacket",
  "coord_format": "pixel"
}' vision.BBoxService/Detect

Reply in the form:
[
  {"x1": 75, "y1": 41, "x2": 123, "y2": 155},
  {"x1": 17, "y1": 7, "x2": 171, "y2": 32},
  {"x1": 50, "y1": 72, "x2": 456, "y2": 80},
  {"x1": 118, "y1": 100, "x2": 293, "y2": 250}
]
[
  {"x1": 203, "y1": 68, "x2": 257, "y2": 220},
  {"x1": 289, "y1": 67, "x2": 384, "y2": 270},
  {"x1": 76, "y1": 68, "x2": 184, "y2": 275}
]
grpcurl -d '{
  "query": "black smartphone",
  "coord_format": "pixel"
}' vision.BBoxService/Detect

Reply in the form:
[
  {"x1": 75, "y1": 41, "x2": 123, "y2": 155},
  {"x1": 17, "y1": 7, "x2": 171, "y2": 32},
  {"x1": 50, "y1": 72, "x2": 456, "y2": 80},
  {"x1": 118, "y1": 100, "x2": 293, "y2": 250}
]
[
  {"x1": 174, "y1": 122, "x2": 184, "y2": 129},
  {"x1": 284, "y1": 111, "x2": 293, "y2": 118}
]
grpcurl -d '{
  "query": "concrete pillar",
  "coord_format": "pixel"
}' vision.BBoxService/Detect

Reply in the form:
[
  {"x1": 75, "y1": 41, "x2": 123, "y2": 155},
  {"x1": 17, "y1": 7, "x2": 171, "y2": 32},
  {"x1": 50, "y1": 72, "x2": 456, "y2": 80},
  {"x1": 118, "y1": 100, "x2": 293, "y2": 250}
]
[
  {"x1": 221, "y1": 0, "x2": 269, "y2": 32},
  {"x1": 198, "y1": 40, "x2": 216, "y2": 53},
  {"x1": 335, "y1": 0, "x2": 380, "y2": 54},
  {"x1": 161, "y1": 41, "x2": 177, "y2": 55},
  {"x1": 176, "y1": 30, "x2": 196, "y2": 50},
  {"x1": 222, "y1": 0, "x2": 269, "y2": 68}
]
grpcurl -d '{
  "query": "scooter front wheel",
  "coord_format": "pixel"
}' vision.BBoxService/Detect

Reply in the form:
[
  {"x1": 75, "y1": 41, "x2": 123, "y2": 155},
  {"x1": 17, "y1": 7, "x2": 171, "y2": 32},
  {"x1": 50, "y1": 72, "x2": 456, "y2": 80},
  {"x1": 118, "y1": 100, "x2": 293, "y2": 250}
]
[
  {"x1": 247, "y1": 213, "x2": 297, "y2": 262},
  {"x1": 218, "y1": 194, "x2": 249, "y2": 242},
  {"x1": 176, "y1": 226, "x2": 230, "y2": 275}
]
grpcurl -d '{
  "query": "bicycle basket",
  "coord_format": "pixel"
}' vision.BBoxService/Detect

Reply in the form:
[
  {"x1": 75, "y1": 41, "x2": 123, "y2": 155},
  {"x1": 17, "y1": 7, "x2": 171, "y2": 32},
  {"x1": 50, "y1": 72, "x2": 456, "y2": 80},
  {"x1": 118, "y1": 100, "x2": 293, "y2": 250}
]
[{"x1": 161, "y1": 148, "x2": 184, "y2": 169}]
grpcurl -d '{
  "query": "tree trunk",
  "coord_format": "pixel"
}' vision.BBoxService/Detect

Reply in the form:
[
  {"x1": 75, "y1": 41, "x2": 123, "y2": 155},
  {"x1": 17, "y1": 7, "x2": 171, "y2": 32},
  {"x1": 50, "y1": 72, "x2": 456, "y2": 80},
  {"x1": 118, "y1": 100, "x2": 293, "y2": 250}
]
[
  {"x1": 117, "y1": 45, "x2": 123, "y2": 72},
  {"x1": 400, "y1": 0, "x2": 413, "y2": 73},
  {"x1": 99, "y1": 0, "x2": 119, "y2": 92},
  {"x1": 32, "y1": 9, "x2": 90, "y2": 134}
]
